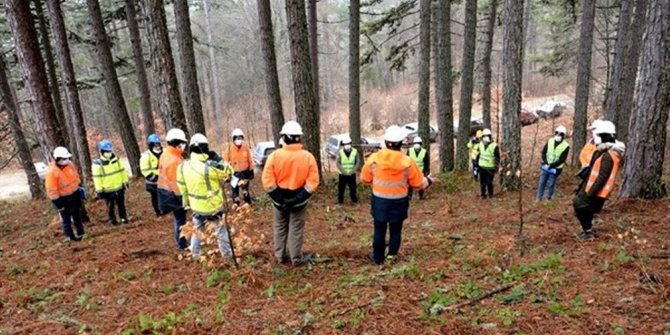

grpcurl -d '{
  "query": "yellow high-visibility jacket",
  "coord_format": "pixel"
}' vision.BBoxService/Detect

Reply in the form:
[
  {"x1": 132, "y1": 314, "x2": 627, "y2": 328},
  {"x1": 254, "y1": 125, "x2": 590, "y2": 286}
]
[
  {"x1": 92, "y1": 155, "x2": 128, "y2": 193},
  {"x1": 177, "y1": 152, "x2": 233, "y2": 216}
]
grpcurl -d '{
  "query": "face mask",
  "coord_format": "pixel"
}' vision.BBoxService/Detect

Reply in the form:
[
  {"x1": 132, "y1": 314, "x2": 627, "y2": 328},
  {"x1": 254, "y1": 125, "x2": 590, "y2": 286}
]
[
  {"x1": 593, "y1": 134, "x2": 602, "y2": 145},
  {"x1": 178, "y1": 143, "x2": 187, "y2": 151},
  {"x1": 554, "y1": 135, "x2": 563, "y2": 142},
  {"x1": 413, "y1": 144, "x2": 421, "y2": 150},
  {"x1": 483, "y1": 136, "x2": 491, "y2": 143},
  {"x1": 152, "y1": 147, "x2": 162, "y2": 154},
  {"x1": 234, "y1": 139, "x2": 243, "y2": 146},
  {"x1": 103, "y1": 152, "x2": 113, "y2": 159},
  {"x1": 57, "y1": 159, "x2": 70, "y2": 166},
  {"x1": 344, "y1": 144, "x2": 352, "y2": 151}
]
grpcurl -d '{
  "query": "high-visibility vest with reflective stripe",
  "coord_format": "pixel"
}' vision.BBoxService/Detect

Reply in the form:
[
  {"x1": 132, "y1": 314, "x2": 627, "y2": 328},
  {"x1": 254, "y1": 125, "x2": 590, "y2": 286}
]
[
  {"x1": 45, "y1": 161, "x2": 80, "y2": 200},
  {"x1": 92, "y1": 156, "x2": 128, "y2": 193},
  {"x1": 478, "y1": 142, "x2": 498, "y2": 168},
  {"x1": 176, "y1": 153, "x2": 233, "y2": 216},
  {"x1": 585, "y1": 150, "x2": 621, "y2": 198},
  {"x1": 158, "y1": 146, "x2": 184, "y2": 195},
  {"x1": 339, "y1": 148, "x2": 358, "y2": 174},
  {"x1": 262, "y1": 144, "x2": 320, "y2": 193},
  {"x1": 467, "y1": 140, "x2": 480, "y2": 160},
  {"x1": 139, "y1": 150, "x2": 159, "y2": 183},
  {"x1": 546, "y1": 138, "x2": 569, "y2": 169},
  {"x1": 362, "y1": 149, "x2": 427, "y2": 200},
  {"x1": 224, "y1": 144, "x2": 253, "y2": 172},
  {"x1": 409, "y1": 148, "x2": 427, "y2": 171},
  {"x1": 579, "y1": 143, "x2": 597, "y2": 168}
]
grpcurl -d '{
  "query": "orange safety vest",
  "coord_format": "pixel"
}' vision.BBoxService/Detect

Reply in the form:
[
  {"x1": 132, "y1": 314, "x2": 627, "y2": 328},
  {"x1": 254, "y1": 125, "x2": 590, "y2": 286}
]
[
  {"x1": 224, "y1": 143, "x2": 253, "y2": 172},
  {"x1": 585, "y1": 150, "x2": 621, "y2": 198},
  {"x1": 579, "y1": 143, "x2": 597, "y2": 167},
  {"x1": 262, "y1": 143, "x2": 319, "y2": 193},
  {"x1": 361, "y1": 148, "x2": 427, "y2": 199},
  {"x1": 44, "y1": 161, "x2": 81, "y2": 200},
  {"x1": 157, "y1": 146, "x2": 184, "y2": 195}
]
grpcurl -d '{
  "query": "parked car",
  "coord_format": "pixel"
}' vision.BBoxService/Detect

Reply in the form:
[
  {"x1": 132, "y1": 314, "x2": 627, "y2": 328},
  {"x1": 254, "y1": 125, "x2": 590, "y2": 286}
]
[
  {"x1": 401, "y1": 122, "x2": 439, "y2": 143},
  {"x1": 252, "y1": 141, "x2": 276, "y2": 166},
  {"x1": 535, "y1": 101, "x2": 566, "y2": 119},
  {"x1": 34, "y1": 162, "x2": 48, "y2": 181},
  {"x1": 521, "y1": 108, "x2": 539, "y2": 126},
  {"x1": 325, "y1": 134, "x2": 382, "y2": 158},
  {"x1": 452, "y1": 118, "x2": 485, "y2": 137}
]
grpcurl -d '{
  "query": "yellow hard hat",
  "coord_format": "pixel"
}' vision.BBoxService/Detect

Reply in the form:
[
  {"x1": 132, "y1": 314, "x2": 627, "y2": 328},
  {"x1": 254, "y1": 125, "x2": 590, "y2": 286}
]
[{"x1": 476, "y1": 130, "x2": 483, "y2": 139}]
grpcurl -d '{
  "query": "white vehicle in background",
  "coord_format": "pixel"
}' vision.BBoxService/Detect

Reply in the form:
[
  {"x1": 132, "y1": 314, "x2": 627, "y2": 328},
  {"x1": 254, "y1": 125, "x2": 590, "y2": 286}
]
[
  {"x1": 252, "y1": 141, "x2": 276, "y2": 166},
  {"x1": 325, "y1": 134, "x2": 381, "y2": 158},
  {"x1": 401, "y1": 122, "x2": 439, "y2": 143},
  {"x1": 34, "y1": 162, "x2": 48, "y2": 181}
]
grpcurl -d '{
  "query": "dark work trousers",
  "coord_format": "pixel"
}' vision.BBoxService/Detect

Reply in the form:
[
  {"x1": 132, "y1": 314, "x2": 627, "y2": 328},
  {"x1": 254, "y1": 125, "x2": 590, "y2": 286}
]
[
  {"x1": 60, "y1": 195, "x2": 84, "y2": 239},
  {"x1": 407, "y1": 188, "x2": 425, "y2": 200},
  {"x1": 573, "y1": 197, "x2": 606, "y2": 231},
  {"x1": 479, "y1": 168, "x2": 495, "y2": 198},
  {"x1": 105, "y1": 189, "x2": 128, "y2": 224},
  {"x1": 337, "y1": 174, "x2": 358, "y2": 204},
  {"x1": 146, "y1": 183, "x2": 161, "y2": 215},
  {"x1": 232, "y1": 183, "x2": 252, "y2": 204},
  {"x1": 173, "y1": 207, "x2": 189, "y2": 249},
  {"x1": 372, "y1": 220, "x2": 404, "y2": 264}
]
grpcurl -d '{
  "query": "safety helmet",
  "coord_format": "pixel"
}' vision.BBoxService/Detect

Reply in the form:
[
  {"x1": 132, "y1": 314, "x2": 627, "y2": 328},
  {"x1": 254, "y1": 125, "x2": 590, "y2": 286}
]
[
  {"x1": 231, "y1": 128, "x2": 245, "y2": 138},
  {"x1": 53, "y1": 146, "x2": 72, "y2": 159},
  {"x1": 166, "y1": 128, "x2": 187, "y2": 142},
  {"x1": 384, "y1": 125, "x2": 406, "y2": 142},
  {"x1": 98, "y1": 139, "x2": 113, "y2": 152},
  {"x1": 413, "y1": 136, "x2": 423, "y2": 144},
  {"x1": 341, "y1": 134, "x2": 352, "y2": 145},
  {"x1": 280, "y1": 121, "x2": 303, "y2": 136},
  {"x1": 147, "y1": 133, "x2": 161, "y2": 145},
  {"x1": 594, "y1": 120, "x2": 616, "y2": 135},
  {"x1": 555, "y1": 126, "x2": 567, "y2": 135},
  {"x1": 475, "y1": 130, "x2": 483, "y2": 139},
  {"x1": 589, "y1": 119, "x2": 603, "y2": 131},
  {"x1": 189, "y1": 133, "x2": 208, "y2": 146},
  {"x1": 482, "y1": 128, "x2": 492, "y2": 136}
]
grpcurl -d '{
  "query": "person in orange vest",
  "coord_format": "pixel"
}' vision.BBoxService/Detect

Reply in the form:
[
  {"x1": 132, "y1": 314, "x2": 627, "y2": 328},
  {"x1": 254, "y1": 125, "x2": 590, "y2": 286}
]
[
  {"x1": 572, "y1": 121, "x2": 625, "y2": 240},
  {"x1": 576, "y1": 120, "x2": 602, "y2": 180},
  {"x1": 158, "y1": 128, "x2": 189, "y2": 250},
  {"x1": 361, "y1": 125, "x2": 434, "y2": 265},
  {"x1": 224, "y1": 128, "x2": 254, "y2": 205},
  {"x1": 262, "y1": 121, "x2": 320, "y2": 266},
  {"x1": 45, "y1": 147, "x2": 85, "y2": 241}
]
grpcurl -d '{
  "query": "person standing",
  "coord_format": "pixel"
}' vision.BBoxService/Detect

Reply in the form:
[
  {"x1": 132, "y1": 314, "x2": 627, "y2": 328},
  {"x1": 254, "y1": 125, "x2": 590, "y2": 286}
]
[
  {"x1": 158, "y1": 128, "x2": 189, "y2": 250},
  {"x1": 536, "y1": 126, "x2": 570, "y2": 201},
  {"x1": 361, "y1": 125, "x2": 433, "y2": 265},
  {"x1": 262, "y1": 121, "x2": 319, "y2": 266},
  {"x1": 577, "y1": 120, "x2": 602, "y2": 180},
  {"x1": 92, "y1": 140, "x2": 130, "y2": 225},
  {"x1": 45, "y1": 147, "x2": 85, "y2": 241},
  {"x1": 476, "y1": 129, "x2": 500, "y2": 199},
  {"x1": 573, "y1": 121, "x2": 625, "y2": 240},
  {"x1": 140, "y1": 134, "x2": 163, "y2": 216},
  {"x1": 467, "y1": 130, "x2": 483, "y2": 179},
  {"x1": 224, "y1": 128, "x2": 254, "y2": 205},
  {"x1": 407, "y1": 136, "x2": 430, "y2": 200},
  {"x1": 336, "y1": 134, "x2": 360, "y2": 205},
  {"x1": 177, "y1": 133, "x2": 234, "y2": 260}
]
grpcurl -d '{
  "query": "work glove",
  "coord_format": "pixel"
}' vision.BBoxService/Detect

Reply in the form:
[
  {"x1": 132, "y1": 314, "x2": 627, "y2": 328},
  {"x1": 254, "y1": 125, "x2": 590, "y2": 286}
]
[
  {"x1": 292, "y1": 188, "x2": 312, "y2": 206},
  {"x1": 246, "y1": 169, "x2": 255, "y2": 180},
  {"x1": 233, "y1": 171, "x2": 245, "y2": 179},
  {"x1": 208, "y1": 150, "x2": 222, "y2": 162}
]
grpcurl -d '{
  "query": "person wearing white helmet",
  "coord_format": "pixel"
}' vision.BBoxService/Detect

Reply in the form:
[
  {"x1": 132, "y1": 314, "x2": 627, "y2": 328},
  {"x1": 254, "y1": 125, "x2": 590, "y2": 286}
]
[
  {"x1": 45, "y1": 146, "x2": 85, "y2": 241},
  {"x1": 476, "y1": 128, "x2": 500, "y2": 199},
  {"x1": 262, "y1": 121, "x2": 320, "y2": 266},
  {"x1": 536, "y1": 125, "x2": 570, "y2": 201},
  {"x1": 224, "y1": 128, "x2": 254, "y2": 205},
  {"x1": 407, "y1": 136, "x2": 429, "y2": 200},
  {"x1": 336, "y1": 134, "x2": 360, "y2": 205},
  {"x1": 360, "y1": 125, "x2": 434, "y2": 265},
  {"x1": 158, "y1": 128, "x2": 190, "y2": 250}
]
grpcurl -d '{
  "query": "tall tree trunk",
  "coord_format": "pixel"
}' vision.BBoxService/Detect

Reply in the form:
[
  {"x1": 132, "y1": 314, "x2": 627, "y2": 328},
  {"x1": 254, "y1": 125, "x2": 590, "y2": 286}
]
[
  {"x1": 6, "y1": 0, "x2": 65, "y2": 153},
  {"x1": 417, "y1": 0, "x2": 431, "y2": 157},
  {"x1": 202, "y1": 0, "x2": 221, "y2": 118},
  {"x1": 436, "y1": 0, "x2": 454, "y2": 172},
  {"x1": 571, "y1": 0, "x2": 596, "y2": 165},
  {"x1": 481, "y1": 0, "x2": 497, "y2": 129},
  {"x1": 308, "y1": 0, "x2": 320, "y2": 119},
  {"x1": 349, "y1": 0, "x2": 361, "y2": 153},
  {"x1": 0, "y1": 57, "x2": 44, "y2": 199},
  {"x1": 86, "y1": 0, "x2": 141, "y2": 177},
  {"x1": 46, "y1": 0, "x2": 92, "y2": 183},
  {"x1": 500, "y1": 0, "x2": 524, "y2": 190},
  {"x1": 174, "y1": 0, "x2": 206, "y2": 135},
  {"x1": 455, "y1": 0, "x2": 477, "y2": 171},
  {"x1": 145, "y1": 0, "x2": 187, "y2": 132},
  {"x1": 620, "y1": 0, "x2": 669, "y2": 199},
  {"x1": 125, "y1": 0, "x2": 155, "y2": 137},
  {"x1": 604, "y1": 0, "x2": 632, "y2": 120},
  {"x1": 285, "y1": 0, "x2": 322, "y2": 174},
  {"x1": 258, "y1": 0, "x2": 284, "y2": 145}
]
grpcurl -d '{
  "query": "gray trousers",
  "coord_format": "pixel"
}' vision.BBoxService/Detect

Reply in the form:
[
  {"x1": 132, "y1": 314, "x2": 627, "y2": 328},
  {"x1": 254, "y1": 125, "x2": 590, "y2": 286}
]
[{"x1": 273, "y1": 206, "x2": 306, "y2": 262}]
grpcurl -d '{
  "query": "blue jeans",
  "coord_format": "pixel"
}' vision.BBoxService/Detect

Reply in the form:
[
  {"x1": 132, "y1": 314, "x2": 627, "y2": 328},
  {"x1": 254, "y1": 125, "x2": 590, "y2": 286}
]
[
  {"x1": 190, "y1": 214, "x2": 232, "y2": 258},
  {"x1": 536, "y1": 169, "x2": 559, "y2": 200},
  {"x1": 173, "y1": 208, "x2": 188, "y2": 249}
]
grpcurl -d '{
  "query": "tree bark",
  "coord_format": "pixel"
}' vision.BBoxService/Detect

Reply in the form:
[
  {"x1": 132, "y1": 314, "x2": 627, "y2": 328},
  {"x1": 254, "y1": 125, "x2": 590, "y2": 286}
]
[
  {"x1": 285, "y1": 0, "x2": 322, "y2": 174},
  {"x1": 571, "y1": 0, "x2": 596, "y2": 165},
  {"x1": 6, "y1": 0, "x2": 65, "y2": 152},
  {"x1": 500, "y1": 0, "x2": 524, "y2": 190},
  {"x1": 86, "y1": 0, "x2": 142, "y2": 177},
  {"x1": 125, "y1": 0, "x2": 155, "y2": 137},
  {"x1": 481, "y1": 0, "x2": 497, "y2": 129},
  {"x1": 620, "y1": 0, "x2": 669, "y2": 199},
  {"x1": 349, "y1": 0, "x2": 361, "y2": 153},
  {"x1": 417, "y1": 0, "x2": 431, "y2": 158},
  {"x1": 0, "y1": 57, "x2": 44, "y2": 199},
  {"x1": 455, "y1": 0, "x2": 477, "y2": 171},
  {"x1": 145, "y1": 0, "x2": 188, "y2": 132},
  {"x1": 308, "y1": 0, "x2": 320, "y2": 120},
  {"x1": 46, "y1": 0, "x2": 92, "y2": 182},
  {"x1": 202, "y1": 0, "x2": 221, "y2": 119},
  {"x1": 436, "y1": 0, "x2": 454, "y2": 172},
  {"x1": 174, "y1": 0, "x2": 206, "y2": 135},
  {"x1": 257, "y1": 0, "x2": 285, "y2": 146}
]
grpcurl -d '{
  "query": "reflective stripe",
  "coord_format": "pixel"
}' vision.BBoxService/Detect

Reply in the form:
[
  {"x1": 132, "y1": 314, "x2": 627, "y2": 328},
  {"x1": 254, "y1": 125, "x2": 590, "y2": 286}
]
[
  {"x1": 372, "y1": 191, "x2": 408, "y2": 199},
  {"x1": 369, "y1": 163, "x2": 410, "y2": 199},
  {"x1": 478, "y1": 142, "x2": 497, "y2": 168},
  {"x1": 585, "y1": 150, "x2": 621, "y2": 198},
  {"x1": 91, "y1": 168, "x2": 125, "y2": 178},
  {"x1": 339, "y1": 148, "x2": 358, "y2": 174},
  {"x1": 372, "y1": 179, "x2": 408, "y2": 188}
]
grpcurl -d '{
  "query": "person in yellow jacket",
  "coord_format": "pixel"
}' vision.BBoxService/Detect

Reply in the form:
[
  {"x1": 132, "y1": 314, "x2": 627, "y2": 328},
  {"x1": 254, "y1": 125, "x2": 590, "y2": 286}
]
[
  {"x1": 262, "y1": 121, "x2": 320, "y2": 266},
  {"x1": 336, "y1": 134, "x2": 360, "y2": 205},
  {"x1": 92, "y1": 140, "x2": 129, "y2": 225},
  {"x1": 140, "y1": 133, "x2": 162, "y2": 216},
  {"x1": 177, "y1": 133, "x2": 235, "y2": 259},
  {"x1": 467, "y1": 130, "x2": 483, "y2": 179}
]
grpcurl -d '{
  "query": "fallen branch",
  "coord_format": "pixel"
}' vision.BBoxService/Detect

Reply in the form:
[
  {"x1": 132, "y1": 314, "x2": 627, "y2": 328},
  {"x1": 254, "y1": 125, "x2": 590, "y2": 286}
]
[
  {"x1": 445, "y1": 283, "x2": 514, "y2": 311},
  {"x1": 633, "y1": 252, "x2": 670, "y2": 260}
]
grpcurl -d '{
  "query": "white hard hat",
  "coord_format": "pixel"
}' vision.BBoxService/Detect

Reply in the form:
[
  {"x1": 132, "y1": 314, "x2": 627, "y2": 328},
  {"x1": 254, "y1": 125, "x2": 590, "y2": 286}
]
[
  {"x1": 280, "y1": 121, "x2": 303, "y2": 136},
  {"x1": 482, "y1": 128, "x2": 492, "y2": 136},
  {"x1": 231, "y1": 128, "x2": 244, "y2": 138},
  {"x1": 595, "y1": 120, "x2": 616, "y2": 135},
  {"x1": 189, "y1": 133, "x2": 208, "y2": 146},
  {"x1": 341, "y1": 134, "x2": 352, "y2": 145},
  {"x1": 53, "y1": 146, "x2": 72, "y2": 159},
  {"x1": 384, "y1": 125, "x2": 406, "y2": 142},
  {"x1": 555, "y1": 126, "x2": 567, "y2": 134},
  {"x1": 589, "y1": 119, "x2": 603, "y2": 131},
  {"x1": 413, "y1": 136, "x2": 423, "y2": 144},
  {"x1": 166, "y1": 128, "x2": 187, "y2": 142}
]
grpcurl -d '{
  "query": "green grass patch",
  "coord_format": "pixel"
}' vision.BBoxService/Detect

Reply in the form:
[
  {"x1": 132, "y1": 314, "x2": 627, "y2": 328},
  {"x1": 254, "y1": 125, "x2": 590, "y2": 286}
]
[{"x1": 206, "y1": 269, "x2": 231, "y2": 288}]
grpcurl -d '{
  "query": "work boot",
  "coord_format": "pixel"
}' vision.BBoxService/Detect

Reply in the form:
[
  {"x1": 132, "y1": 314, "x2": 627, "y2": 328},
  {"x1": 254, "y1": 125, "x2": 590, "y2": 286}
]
[
  {"x1": 368, "y1": 253, "x2": 382, "y2": 265},
  {"x1": 577, "y1": 230, "x2": 596, "y2": 240},
  {"x1": 292, "y1": 254, "x2": 312, "y2": 267}
]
